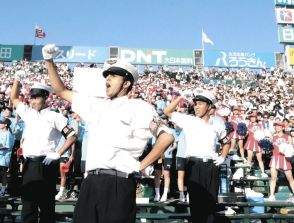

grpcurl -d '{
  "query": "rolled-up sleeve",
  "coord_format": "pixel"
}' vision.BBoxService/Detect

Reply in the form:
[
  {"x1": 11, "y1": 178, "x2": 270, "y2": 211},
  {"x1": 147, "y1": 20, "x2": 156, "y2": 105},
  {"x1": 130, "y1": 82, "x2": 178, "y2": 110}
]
[
  {"x1": 15, "y1": 102, "x2": 29, "y2": 122},
  {"x1": 170, "y1": 112, "x2": 193, "y2": 129}
]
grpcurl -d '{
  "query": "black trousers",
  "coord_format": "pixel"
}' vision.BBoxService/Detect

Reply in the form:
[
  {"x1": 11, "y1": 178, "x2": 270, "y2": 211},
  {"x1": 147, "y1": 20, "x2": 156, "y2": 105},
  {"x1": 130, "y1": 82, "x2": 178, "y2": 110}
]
[
  {"x1": 186, "y1": 158, "x2": 219, "y2": 223},
  {"x1": 73, "y1": 174, "x2": 136, "y2": 223},
  {"x1": 21, "y1": 157, "x2": 59, "y2": 223}
]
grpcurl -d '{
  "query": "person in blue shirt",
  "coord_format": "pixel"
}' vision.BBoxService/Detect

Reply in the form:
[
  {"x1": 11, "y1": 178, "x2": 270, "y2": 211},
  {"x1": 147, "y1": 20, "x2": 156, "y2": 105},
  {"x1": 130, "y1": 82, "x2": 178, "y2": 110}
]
[
  {"x1": 0, "y1": 117, "x2": 15, "y2": 196},
  {"x1": 175, "y1": 106, "x2": 188, "y2": 202},
  {"x1": 160, "y1": 126, "x2": 179, "y2": 202},
  {"x1": 154, "y1": 94, "x2": 166, "y2": 111},
  {"x1": 55, "y1": 109, "x2": 77, "y2": 201},
  {"x1": 67, "y1": 110, "x2": 83, "y2": 200},
  {"x1": 175, "y1": 126, "x2": 187, "y2": 202}
]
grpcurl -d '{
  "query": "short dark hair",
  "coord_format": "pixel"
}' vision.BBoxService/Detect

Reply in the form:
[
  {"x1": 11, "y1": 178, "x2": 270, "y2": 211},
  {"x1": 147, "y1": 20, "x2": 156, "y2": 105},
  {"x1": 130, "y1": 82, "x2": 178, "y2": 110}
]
[{"x1": 123, "y1": 76, "x2": 134, "y2": 93}]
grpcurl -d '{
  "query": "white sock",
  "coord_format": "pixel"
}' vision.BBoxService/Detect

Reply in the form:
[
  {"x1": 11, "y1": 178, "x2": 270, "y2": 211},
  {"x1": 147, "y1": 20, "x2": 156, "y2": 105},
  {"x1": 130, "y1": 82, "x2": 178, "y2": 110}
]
[
  {"x1": 59, "y1": 186, "x2": 65, "y2": 194},
  {"x1": 163, "y1": 187, "x2": 169, "y2": 196},
  {"x1": 155, "y1": 187, "x2": 160, "y2": 195},
  {"x1": 179, "y1": 191, "x2": 185, "y2": 197}
]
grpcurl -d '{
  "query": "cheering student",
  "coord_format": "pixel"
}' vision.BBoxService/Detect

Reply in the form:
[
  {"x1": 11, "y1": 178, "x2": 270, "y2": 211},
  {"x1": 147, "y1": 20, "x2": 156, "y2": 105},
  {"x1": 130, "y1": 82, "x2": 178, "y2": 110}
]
[
  {"x1": 42, "y1": 44, "x2": 174, "y2": 223},
  {"x1": 10, "y1": 75, "x2": 76, "y2": 223},
  {"x1": 244, "y1": 113, "x2": 268, "y2": 178},
  {"x1": 265, "y1": 121, "x2": 294, "y2": 202},
  {"x1": 164, "y1": 88, "x2": 230, "y2": 223}
]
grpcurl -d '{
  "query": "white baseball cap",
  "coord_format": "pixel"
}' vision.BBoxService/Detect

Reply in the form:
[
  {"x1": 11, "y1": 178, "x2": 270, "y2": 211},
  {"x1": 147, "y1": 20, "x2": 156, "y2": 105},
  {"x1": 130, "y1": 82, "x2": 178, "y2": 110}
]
[
  {"x1": 102, "y1": 58, "x2": 139, "y2": 83},
  {"x1": 192, "y1": 88, "x2": 216, "y2": 105}
]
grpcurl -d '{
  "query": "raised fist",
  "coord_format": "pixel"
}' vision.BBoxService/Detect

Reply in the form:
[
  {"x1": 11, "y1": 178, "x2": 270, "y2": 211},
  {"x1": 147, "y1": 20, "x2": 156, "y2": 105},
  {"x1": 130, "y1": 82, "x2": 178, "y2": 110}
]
[{"x1": 42, "y1": 44, "x2": 59, "y2": 60}]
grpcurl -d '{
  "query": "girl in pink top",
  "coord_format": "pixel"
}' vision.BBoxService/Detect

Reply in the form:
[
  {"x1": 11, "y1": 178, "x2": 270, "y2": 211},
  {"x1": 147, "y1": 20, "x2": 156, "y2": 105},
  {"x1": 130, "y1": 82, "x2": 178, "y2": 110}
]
[
  {"x1": 244, "y1": 113, "x2": 268, "y2": 177},
  {"x1": 266, "y1": 122, "x2": 294, "y2": 201}
]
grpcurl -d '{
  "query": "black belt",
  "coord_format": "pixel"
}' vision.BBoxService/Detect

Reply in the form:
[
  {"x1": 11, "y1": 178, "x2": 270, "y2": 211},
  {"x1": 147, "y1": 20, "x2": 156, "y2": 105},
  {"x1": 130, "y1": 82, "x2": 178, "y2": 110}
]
[
  {"x1": 26, "y1": 156, "x2": 46, "y2": 162},
  {"x1": 188, "y1": 157, "x2": 213, "y2": 163},
  {"x1": 88, "y1": 168, "x2": 134, "y2": 179}
]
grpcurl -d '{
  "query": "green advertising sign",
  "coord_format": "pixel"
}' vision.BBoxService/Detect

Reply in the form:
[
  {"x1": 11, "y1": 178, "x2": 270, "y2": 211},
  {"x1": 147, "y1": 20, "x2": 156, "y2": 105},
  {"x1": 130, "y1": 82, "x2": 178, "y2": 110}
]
[
  {"x1": 0, "y1": 45, "x2": 24, "y2": 61},
  {"x1": 119, "y1": 48, "x2": 194, "y2": 65},
  {"x1": 278, "y1": 26, "x2": 294, "y2": 43}
]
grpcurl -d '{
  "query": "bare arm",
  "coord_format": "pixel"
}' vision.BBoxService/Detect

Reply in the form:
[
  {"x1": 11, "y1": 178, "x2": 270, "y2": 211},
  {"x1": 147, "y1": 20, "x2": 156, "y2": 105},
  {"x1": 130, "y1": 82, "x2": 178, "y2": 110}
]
[
  {"x1": 139, "y1": 132, "x2": 174, "y2": 171},
  {"x1": 57, "y1": 134, "x2": 77, "y2": 156},
  {"x1": 10, "y1": 79, "x2": 21, "y2": 108},
  {"x1": 69, "y1": 142, "x2": 75, "y2": 162},
  {"x1": 220, "y1": 143, "x2": 230, "y2": 160},
  {"x1": 164, "y1": 97, "x2": 183, "y2": 118},
  {"x1": 45, "y1": 59, "x2": 73, "y2": 102}
]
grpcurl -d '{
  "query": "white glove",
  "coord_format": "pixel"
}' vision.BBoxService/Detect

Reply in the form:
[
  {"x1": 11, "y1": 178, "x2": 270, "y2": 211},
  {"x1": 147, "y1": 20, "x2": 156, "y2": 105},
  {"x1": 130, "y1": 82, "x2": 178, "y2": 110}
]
[
  {"x1": 180, "y1": 89, "x2": 193, "y2": 100},
  {"x1": 42, "y1": 44, "x2": 59, "y2": 60},
  {"x1": 14, "y1": 70, "x2": 26, "y2": 82},
  {"x1": 42, "y1": 152, "x2": 60, "y2": 165},
  {"x1": 213, "y1": 156, "x2": 225, "y2": 166}
]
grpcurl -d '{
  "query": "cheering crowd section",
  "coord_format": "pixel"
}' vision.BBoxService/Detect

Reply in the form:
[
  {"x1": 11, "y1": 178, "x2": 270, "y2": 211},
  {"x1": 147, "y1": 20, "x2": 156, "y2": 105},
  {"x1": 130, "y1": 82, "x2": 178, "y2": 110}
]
[
  {"x1": 0, "y1": 59, "x2": 293, "y2": 202},
  {"x1": 0, "y1": 60, "x2": 293, "y2": 112}
]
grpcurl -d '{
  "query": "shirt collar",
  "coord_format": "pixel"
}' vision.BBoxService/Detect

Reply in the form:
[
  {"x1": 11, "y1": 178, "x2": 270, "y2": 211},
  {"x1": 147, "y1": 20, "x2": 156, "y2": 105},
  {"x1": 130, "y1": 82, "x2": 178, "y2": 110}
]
[
  {"x1": 38, "y1": 107, "x2": 51, "y2": 115},
  {"x1": 108, "y1": 96, "x2": 128, "y2": 108}
]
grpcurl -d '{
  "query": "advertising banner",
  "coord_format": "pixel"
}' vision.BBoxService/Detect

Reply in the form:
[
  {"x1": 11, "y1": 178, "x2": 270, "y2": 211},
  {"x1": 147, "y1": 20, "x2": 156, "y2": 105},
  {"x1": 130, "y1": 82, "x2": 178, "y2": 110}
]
[
  {"x1": 278, "y1": 26, "x2": 294, "y2": 43},
  {"x1": 276, "y1": 8, "x2": 294, "y2": 24},
  {"x1": 0, "y1": 45, "x2": 24, "y2": 61},
  {"x1": 204, "y1": 50, "x2": 275, "y2": 68},
  {"x1": 287, "y1": 48, "x2": 294, "y2": 65},
  {"x1": 32, "y1": 46, "x2": 109, "y2": 63},
  {"x1": 275, "y1": 0, "x2": 294, "y2": 6},
  {"x1": 119, "y1": 48, "x2": 194, "y2": 65}
]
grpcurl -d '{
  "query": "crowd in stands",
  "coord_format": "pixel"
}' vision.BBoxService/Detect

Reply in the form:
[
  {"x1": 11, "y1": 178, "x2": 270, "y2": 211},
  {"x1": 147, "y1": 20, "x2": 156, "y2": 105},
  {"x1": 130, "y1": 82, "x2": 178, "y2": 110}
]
[{"x1": 0, "y1": 60, "x2": 293, "y2": 202}]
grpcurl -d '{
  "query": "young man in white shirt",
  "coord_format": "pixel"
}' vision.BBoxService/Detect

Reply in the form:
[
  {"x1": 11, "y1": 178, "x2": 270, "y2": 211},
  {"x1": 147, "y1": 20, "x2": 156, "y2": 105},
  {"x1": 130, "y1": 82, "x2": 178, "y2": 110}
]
[
  {"x1": 42, "y1": 44, "x2": 174, "y2": 223},
  {"x1": 10, "y1": 79, "x2": 76, "y2": 223},
  {"x1": 164, "y1": 88, "x2": 230, "y2": 223}
]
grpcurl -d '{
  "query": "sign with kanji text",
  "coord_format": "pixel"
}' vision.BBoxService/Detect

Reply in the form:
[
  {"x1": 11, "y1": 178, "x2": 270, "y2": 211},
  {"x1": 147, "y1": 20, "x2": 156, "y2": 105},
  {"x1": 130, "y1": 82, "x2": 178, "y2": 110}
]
[
  {"x1": 0, "y1": 45, "x2": 24, "y2": 61},
  {"x1": 278, "y1": 26, "x2": 294, "y2": 43},
  {"x1": 119, "y1": 48, "x2": 194, "y2": 65}
]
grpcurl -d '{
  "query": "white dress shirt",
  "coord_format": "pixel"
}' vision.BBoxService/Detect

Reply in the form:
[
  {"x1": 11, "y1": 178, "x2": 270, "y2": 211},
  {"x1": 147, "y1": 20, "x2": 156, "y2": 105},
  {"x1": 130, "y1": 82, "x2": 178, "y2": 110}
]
[
  {"x1": 171, "y1": 112, "x2": 227, "y2": 159},
  {"x1": 72, "y1": 94, "x2": 160, "y2": 173},
  {"x1": 16, "y1": 102, "x2": 67, "y2": 157}
]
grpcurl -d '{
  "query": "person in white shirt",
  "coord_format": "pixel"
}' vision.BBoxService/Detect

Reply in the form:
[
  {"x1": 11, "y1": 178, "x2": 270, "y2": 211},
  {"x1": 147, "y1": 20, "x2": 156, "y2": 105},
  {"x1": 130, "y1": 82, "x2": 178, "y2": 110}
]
[
  {"x1": 10, "y1": 79, "x2": 76, "y2": 223},
  {"x1": 42, "y1": 44, "x2": 174, "y2": 223},
  {"x1": 164, "y1": 88, "x2": 230, "y2": 223}
]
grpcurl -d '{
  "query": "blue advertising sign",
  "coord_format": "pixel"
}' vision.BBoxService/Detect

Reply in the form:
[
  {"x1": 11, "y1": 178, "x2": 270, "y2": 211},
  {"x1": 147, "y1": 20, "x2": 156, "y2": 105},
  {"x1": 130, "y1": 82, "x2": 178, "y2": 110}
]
[
  {"x1": 275, "y1": 0, "x2": 294, "y2": 6},
  {"x1": 0, "y1": 45, "x2": 24, "y2": 61},
  {"x1": 32, "y1": 46, "x2": 109, "y2": 63},
  {"x1": 204, "y1": 50, "x2": 275, "y2": 68}
]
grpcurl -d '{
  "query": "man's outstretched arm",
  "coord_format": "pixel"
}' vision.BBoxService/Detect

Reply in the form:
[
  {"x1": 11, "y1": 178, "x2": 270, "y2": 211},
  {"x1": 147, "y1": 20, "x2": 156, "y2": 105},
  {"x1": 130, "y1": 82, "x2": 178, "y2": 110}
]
[{"x1": 43, "y1": 44, "x2": 73, "y2": 102}]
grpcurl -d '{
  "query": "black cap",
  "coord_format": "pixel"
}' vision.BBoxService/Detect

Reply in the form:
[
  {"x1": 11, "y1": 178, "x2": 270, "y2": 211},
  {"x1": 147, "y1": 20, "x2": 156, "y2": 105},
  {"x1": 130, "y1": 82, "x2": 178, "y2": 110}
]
[
  {"x1": 103, "y1": 67, "x2": 134, "y2": 83},
  {"x1": 29, "y1": 89, "x2": 50, "y2": 98},
  {"x1": 3, "y1": 106, "x2": 13, "y2": 112}
]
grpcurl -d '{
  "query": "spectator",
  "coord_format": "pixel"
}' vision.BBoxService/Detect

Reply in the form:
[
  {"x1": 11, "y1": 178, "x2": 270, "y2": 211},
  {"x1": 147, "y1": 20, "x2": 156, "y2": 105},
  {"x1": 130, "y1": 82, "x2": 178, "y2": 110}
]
[{"x1": 0, "y1": 117, "x2": 14, "y2": 197}]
